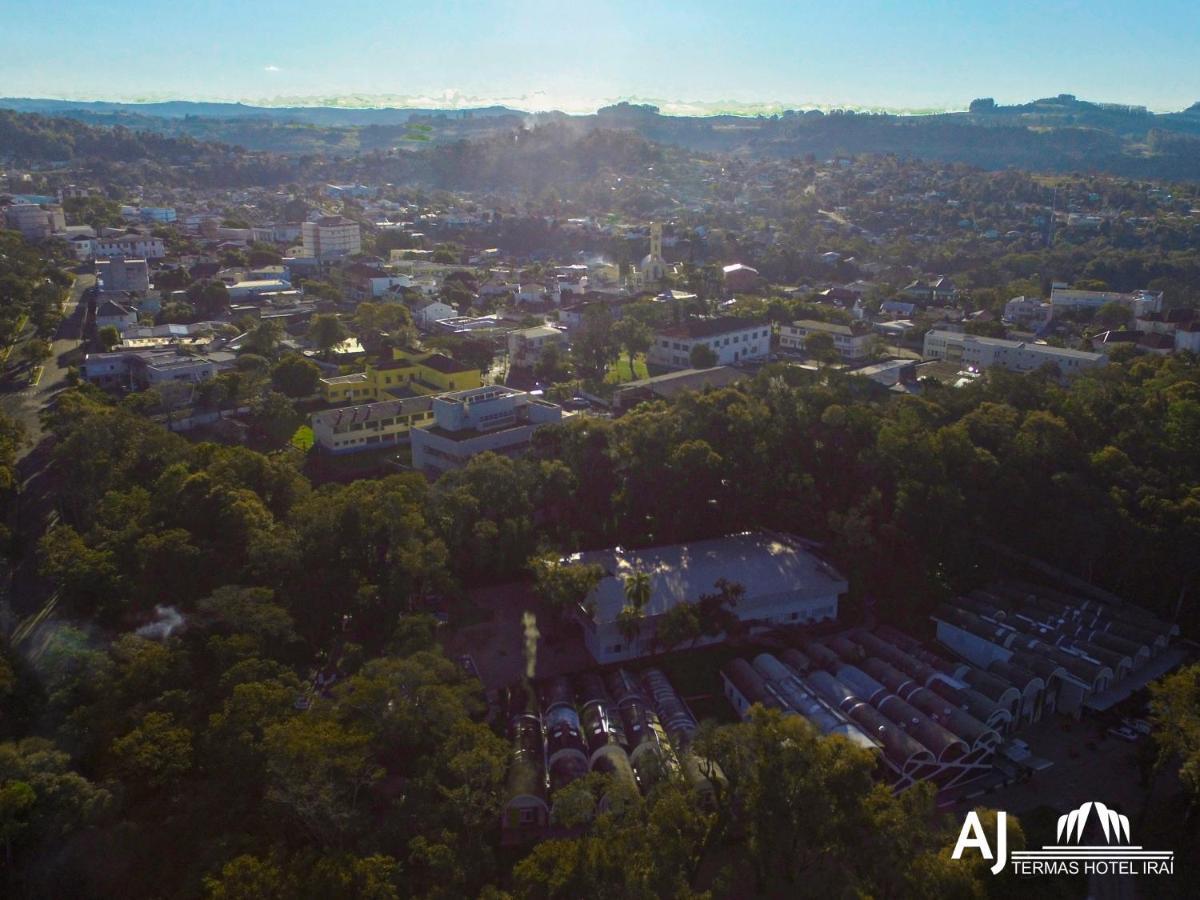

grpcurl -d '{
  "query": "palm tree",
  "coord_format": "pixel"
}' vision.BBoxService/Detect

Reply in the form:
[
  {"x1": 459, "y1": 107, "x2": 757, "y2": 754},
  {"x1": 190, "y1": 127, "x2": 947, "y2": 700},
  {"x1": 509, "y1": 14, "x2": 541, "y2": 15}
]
[
  {"x1": 616, "y1": 605, "x2": 643, "y2": 649},
  {"x1": 623, "y1": 569, "x2": 652, "y2": 612}
]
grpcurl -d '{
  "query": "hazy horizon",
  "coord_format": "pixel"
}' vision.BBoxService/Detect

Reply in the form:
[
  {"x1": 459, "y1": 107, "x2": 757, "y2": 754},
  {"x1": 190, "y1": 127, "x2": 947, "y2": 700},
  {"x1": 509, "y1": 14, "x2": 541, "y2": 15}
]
[{"x1": 3, "y1": 0, "x2": 1199, "y2": 115}]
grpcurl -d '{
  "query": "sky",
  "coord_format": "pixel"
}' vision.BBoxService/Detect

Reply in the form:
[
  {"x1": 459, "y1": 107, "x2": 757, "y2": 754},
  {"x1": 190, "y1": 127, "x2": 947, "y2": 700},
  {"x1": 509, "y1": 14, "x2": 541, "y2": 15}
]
[{"x1": 3, "y1": 0, "x2": 1200, "y2": 114}]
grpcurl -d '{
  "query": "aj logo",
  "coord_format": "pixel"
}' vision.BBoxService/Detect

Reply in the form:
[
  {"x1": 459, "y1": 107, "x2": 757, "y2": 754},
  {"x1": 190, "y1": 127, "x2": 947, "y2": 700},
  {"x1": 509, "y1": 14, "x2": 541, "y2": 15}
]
[{"x1": 952, "y1": 810, "x2": 1008, "y2": 874}]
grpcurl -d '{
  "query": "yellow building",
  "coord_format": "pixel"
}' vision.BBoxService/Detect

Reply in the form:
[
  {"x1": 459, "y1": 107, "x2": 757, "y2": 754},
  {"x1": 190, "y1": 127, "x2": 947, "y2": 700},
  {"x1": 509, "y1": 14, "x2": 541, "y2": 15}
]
[{"x1": 321, "y1": 347, "x2": 482, "y2": 405}]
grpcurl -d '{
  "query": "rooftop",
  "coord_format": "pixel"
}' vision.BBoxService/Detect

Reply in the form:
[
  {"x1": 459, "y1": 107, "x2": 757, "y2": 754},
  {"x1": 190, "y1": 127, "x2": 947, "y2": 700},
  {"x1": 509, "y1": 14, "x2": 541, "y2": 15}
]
[
  {"x1": 658, "y1": 316, "x2": 765, "y2": 340},
  {"x1": 570, "y1": 532, "x2": 847, "y2": 625}
]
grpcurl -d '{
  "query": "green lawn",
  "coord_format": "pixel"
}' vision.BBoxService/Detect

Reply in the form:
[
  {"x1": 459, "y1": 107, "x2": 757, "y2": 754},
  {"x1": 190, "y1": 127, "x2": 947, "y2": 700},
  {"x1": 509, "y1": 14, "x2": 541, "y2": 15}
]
[
  {"x1": 604, "y1": 353, "x2": 650, "y2": 385},
  {"x1": 290, "y1": 425, "x2": 315, "y2": 451}
]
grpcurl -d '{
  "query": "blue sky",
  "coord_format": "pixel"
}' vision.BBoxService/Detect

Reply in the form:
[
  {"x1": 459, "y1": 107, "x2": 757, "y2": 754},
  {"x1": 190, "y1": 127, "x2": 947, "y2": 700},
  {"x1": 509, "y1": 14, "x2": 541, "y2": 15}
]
[{"x1": 3, "y1": 0, "x2": 1199, "y2": 113}]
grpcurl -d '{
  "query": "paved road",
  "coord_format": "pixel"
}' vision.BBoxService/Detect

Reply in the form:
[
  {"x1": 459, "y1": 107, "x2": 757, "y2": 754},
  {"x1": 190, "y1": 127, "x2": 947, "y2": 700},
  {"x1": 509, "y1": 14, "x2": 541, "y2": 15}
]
[
  {"x1": 0, "y1": 273, "x2": 91, "y2": 453},
  {"x1": 0, "y1": 274, "x2": 90, "y2": 633}
]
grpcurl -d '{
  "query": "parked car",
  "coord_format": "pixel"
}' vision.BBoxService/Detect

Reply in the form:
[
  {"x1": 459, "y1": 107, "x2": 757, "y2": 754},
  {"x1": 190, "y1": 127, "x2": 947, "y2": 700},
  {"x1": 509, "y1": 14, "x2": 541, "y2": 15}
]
[
  {"x1": 1123, "y1": 718, "x2": 1152, "y2": 735},
  {"x1": 1107, "y1": 726, "x2": 1139, "y2": 742}
]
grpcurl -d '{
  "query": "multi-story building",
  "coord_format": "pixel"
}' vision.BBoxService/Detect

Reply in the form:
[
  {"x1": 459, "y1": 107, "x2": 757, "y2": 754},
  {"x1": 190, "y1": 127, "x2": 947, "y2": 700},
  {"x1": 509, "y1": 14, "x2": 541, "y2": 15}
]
[
  {"x1": 3, "y1": 203, "x2": 60, "y2": 240},
  {"x1": 1003, "y1": 295, "x2": 1054, "y2": 328},
  {"x1": 410, "y1": 386, "x2": 562, "y2": 475},
  {"x1": 508, "y1": 325, "x2": 568, "y2": 369},
  {"x1": 923, "y1": 327, "x2": 1107, "y2": 376},
  {"x1": 648, "y1": 317, "x2": 770, "y2": 369},
  {"x1": 79, "y1": 349, "x2": 235, "y2": 389},
  {"x1": 779, "y1": 319, "x2": 873, "y2": 362},
  {"x1": 310, "y1": 395, "x2": 436, "y2": 454},
  {"x1": 92, "y1": 234, "x2": 166, "y2": 260},
  {"x1": 1050, "y1": 287, "x2": 1163, "y2": 317},
  {"x1": 301, "y1": 216, "x2": 362, "y2": 260},
  {"x1": 320, "y1": 347, "x2": 481, "y2": 405},
  {"x1": 94, "y1": 258, "x2": 150, "y2": 293}
]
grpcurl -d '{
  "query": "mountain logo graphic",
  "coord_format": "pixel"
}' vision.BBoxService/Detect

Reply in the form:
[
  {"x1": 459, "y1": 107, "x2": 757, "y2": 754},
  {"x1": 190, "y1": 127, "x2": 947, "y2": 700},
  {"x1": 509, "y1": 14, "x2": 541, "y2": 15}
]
[{"x1": 1056, "y1": 801, "x2": 1131, "y2": 845}]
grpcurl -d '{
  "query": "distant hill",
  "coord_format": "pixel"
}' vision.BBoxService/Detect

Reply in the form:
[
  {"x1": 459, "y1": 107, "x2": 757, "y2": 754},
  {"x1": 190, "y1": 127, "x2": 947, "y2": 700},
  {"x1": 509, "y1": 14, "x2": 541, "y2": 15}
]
[
  {"x1": 6, "y1": 93, "x2": 1200, "y2": 182},
  {"x1": 0, "y1": 98, "x2": 524, "y2": 125}
]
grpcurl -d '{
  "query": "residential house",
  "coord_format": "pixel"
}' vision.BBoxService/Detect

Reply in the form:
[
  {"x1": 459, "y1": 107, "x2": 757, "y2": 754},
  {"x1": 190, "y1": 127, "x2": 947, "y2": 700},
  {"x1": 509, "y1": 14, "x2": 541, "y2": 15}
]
[
  {"x1": 722, "y1": 263, "x2": 760, "y2": 292},
  {"x1": 409, "y1": 297, "x2": 457, "y2": 330},
  {"x1": 95, "y1": 300, "x2": 139, "y2": 331},
  {"x1": 1003, "y1": 296, "x2": 1054, "y2": 328},
  {"x1": 410, "y1": 386, "x2": 562, "y2": 475}
]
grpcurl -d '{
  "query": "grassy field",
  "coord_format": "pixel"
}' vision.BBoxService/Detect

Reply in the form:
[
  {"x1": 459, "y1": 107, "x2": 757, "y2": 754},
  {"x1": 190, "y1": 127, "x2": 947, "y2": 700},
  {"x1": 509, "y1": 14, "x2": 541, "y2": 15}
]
[{"x1": 604, "y1": 353, "x2": 649, "y2": 384}]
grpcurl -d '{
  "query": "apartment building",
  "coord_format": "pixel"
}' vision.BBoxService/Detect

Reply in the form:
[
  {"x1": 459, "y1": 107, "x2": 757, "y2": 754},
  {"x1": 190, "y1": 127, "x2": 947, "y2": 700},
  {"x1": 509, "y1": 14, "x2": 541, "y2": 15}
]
[
  {"x1": 301, "y1": 216, "x2": 362, "y2": 260},
  {"x1": 648, "y1": 317, "x2": 769, "y2": 369},
  {"x1": 779, "y1": 319, "x2": 873, "y2": 362}
]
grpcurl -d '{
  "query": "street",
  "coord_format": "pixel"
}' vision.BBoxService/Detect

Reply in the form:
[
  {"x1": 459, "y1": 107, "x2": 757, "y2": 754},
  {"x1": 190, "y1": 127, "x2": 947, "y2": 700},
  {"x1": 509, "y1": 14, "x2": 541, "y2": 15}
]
[
  {"x1": 0, "y1": 274, "x2": 90, "y2": 633},
  {"x1": 0, "y1": 273, "x2": 91, "y2": 453}
]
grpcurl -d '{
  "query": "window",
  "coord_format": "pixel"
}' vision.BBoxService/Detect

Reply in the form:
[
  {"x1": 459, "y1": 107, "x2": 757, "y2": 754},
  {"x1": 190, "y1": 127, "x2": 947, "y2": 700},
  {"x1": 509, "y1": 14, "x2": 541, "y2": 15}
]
[
  {"x1": 519, "y1": 807, "x2": 537, "y2": 825},
  {"x1": 608, "y1": 644, "x2": 623, "y2": 654}
]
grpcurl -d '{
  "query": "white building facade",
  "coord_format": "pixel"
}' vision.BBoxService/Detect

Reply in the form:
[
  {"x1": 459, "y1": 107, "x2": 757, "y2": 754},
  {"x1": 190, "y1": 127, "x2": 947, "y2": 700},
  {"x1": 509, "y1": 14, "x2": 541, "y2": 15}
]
[
  {"x1": 924, "y1": 327, "x2": 1107, "y2": 376},
  {"x1": 648, "y1": 317, "x2": 769, "y2": 369}
]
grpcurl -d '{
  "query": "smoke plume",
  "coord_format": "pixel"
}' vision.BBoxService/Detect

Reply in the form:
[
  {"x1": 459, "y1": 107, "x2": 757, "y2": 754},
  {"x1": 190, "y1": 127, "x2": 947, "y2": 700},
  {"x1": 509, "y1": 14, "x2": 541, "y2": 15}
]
[
  {"x1": 136, "y1": 605, "x2": 185, "y2": 640},
  {"x1": 521, "y1": 611, "x2": 539, "y2": 680}
]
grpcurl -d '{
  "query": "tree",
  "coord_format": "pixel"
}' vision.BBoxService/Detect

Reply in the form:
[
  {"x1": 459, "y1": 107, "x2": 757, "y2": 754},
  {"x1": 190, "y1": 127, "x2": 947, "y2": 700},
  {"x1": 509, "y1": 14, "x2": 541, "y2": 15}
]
[
  {"x1": 250, "y1": 391, "x2": 302, "y2": 448},
  {"x1": 187, "y1": 280, "x2": 231, "y2": 319},
  {"x1": 21, "y1": 339, "x2": 51, "y2": 368},
  {"x1": 110, "y1": 711, "x2": 193, "y2": 791},
  {"x1": 622, "y1": 569, "x2": 652, "y2": 612},
  {"x1": 308, "y1": 314, "x2": 348, "y2": 358},
  {"x1": 1149, "y1": 663, "x2": 1200, "y2": 803},
  {"x1": 530, "y1": 554, "x2": 604, "y2": 619},
  {"x1": 534, "y1": 342, "x2": 571, "y2": 383},
  {"x1": 97, "y1": 325, "x2": 121, "y2": 352},
  {"x1": 243, "y1": 320, "x2": 282, "y2": 357},
  {"x1": 354, "y1": 302, "x2": 415, "y2": 348},
  {"x1": 805, "y1": 330, "x2": 838, "y2": 365},
  {"x1": 1095, "y1": 300, "x2": 1132, "y2": 328},
  {"x1": 655, "y1": 600, "x2": 702, "y2": 652},
  {"x1": 571, "y1": 309, "x2": 620, "y2": 381},
  {"x1": 613, "y1": 318, "x2": 653, "y2": 378},
  {"x1": 616, "y1": 605, "x2": 643, "y2": 648},
  {"x1": 688, "y1": 343, "x2": 718, "y2": 369},
  {"x1": 271, "y1": 354, "x2": 322, "y2": 398}
]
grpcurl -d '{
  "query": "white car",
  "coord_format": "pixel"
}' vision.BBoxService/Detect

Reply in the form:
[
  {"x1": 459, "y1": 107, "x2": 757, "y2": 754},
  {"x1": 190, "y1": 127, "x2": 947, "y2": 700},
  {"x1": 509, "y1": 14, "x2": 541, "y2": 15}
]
[
  {"x1": 1123, "y1": 718, "x2": 1152, "y2": 736},
  {"x1": 1107, "y1": 726, "x2": 1138, "y2": 742}
]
